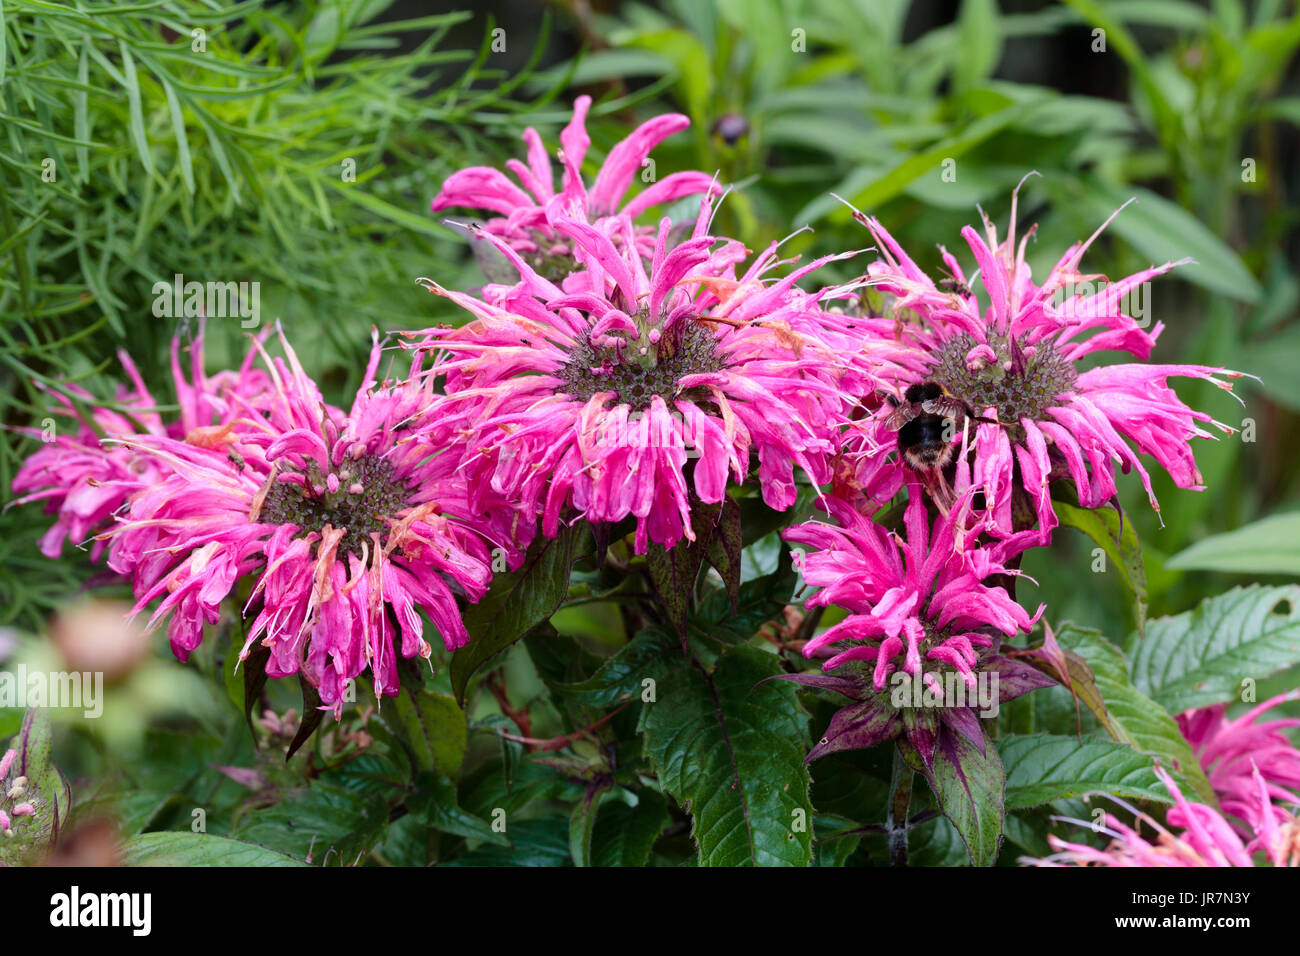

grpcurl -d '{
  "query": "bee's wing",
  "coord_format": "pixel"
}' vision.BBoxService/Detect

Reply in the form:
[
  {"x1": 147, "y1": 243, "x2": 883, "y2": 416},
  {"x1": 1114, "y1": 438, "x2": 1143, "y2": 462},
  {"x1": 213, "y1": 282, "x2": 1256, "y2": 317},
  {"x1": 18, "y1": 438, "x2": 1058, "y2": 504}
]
[
  {"x1": 922, "y1": 396, "x2": 969, "y2": 420},
  {"x1": 886, "y1": 403, "x2": 918, "y2": 429}
]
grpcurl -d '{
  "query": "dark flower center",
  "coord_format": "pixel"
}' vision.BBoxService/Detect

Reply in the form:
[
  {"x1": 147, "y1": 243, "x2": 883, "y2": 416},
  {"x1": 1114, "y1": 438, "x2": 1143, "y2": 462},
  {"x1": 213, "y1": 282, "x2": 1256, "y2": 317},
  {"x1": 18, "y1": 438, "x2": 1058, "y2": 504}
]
[
  {"x1": 559, "y1": 319, "x2": 725, "y2": 412},
  {"x1": 259, "y1": 454, "x2": 410, "y2": 560},
  {"x1": 928, "y1": 332, "x2": 1077, "y2": 424}
]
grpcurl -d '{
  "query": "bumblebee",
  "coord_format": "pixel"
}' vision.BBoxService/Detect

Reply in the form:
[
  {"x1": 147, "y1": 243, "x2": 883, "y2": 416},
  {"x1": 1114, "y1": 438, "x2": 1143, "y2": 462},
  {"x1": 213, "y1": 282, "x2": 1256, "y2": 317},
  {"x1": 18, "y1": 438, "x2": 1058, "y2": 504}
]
[
  {"x1": 886, "y1": 382, "x2": 973, "y2": 474},
  {"x1": 936, "y1": 276, "x2": 970, "y2": 297},
  {"x1": 936, "y1": 265, "x2": 971, "y2": 298}
]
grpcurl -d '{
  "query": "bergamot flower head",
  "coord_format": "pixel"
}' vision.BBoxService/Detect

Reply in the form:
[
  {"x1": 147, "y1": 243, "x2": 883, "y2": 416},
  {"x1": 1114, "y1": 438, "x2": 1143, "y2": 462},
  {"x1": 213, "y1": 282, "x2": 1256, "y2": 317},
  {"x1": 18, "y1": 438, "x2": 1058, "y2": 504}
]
[
  {"x1": 104, "y1": 329, "x2": 524, "y2": 711},
  {"x1": 847, "y1": 177, "x2": 1248, "y2": 539},
  {"x1": 432, "y1": 95, "x2": 721, "y2": 286},
  {"x1": 415, "y1": 198, "x2": 863, "y2": 553}
]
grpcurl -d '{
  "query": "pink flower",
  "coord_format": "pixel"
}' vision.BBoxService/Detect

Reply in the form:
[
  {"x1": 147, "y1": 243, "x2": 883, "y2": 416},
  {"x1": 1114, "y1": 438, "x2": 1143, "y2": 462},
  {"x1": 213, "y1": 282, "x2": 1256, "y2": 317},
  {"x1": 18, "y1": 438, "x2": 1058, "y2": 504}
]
[
  {"x1": 848, "y1": 182, "x2": 1246, "y2": 539},
  {"x1": 105, "y1": 331, "x2": 524, "y2": 711},
  {"x1": 432, "y1": 95, "x2": 720, "y2": 283},
  {"x1": 10, "y1": 333, "x2": 271, "y2": 560},
  {"x1": 415, "y1": 201, "x2": 859, "y2": 553},
  {"x1": 787, "y1": 482, "x2": 1043, "y2": 689},
  {"x1": 1178, "y1": 691, "x2": 1300, "y2": 835},
  {"x1": 1033, "y1": 766, "x2": 1299, "y2": 867},
  {"x1": 781, "y1": 483, "x2": 1051, "y2": 765}
]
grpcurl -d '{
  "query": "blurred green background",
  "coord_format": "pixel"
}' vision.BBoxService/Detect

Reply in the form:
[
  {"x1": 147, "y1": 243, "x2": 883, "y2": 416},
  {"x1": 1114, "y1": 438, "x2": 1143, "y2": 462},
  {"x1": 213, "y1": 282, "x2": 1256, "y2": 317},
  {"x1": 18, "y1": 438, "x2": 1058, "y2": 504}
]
[{"x1": 1, "y1": 0, "x2": 1297, "y2": 856}]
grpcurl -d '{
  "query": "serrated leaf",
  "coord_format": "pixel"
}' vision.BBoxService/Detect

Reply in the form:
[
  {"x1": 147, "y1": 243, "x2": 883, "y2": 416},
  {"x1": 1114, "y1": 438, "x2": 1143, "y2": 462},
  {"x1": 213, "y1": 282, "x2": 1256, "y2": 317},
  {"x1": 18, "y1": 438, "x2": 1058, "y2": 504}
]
[
  {"x1": 552, "y1": 626, "x2": 680, "y2": 708},
  {"x1": 1166, "y1": 513, "x2": 1300, "y2": 576},
  {"x1": 1124, "y1": 585, "x2": 1300, "y2": 713},
  {"x1": 120, "y1": 832, "x2": 307, "y2": 867},
  {"x1": 999, "y1": 733, "x2": 1174, "y2": 808},
  {"x1": 640, "y1": 645, "x2": 812, "y2": 866},
  {"x1": 1056, "y1": 624, "x2": 1216, "y2": 803},
  {"x1": 450, "y1": 523, "x2": 587, "y2": 704},
  {"x1": 591, "y1": 791, "x2": 670, "y2": 867}
]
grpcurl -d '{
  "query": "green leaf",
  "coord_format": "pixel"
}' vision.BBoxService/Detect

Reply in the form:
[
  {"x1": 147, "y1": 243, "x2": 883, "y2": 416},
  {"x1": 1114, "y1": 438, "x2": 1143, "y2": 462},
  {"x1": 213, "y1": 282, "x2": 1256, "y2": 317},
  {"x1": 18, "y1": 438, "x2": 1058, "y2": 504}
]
[
  {"x1": 999, "y1": 733, "x2": 1175, "y2": 808},
  {"x1": 1069, "y1": 179, "x2": 1262, "y2": 303},
  {"x1": 450, "y1": 523, "x2": 588, "y2": 704},
  {"x1": 1056, "y1": 624, "x2": 1216, "y2": 803},
  {"x1": 1166, "y1": 513, "x2": 1300, "y2": 576},
  {"x1": 811, "y1": 814, "x2": 864, "y2": 867},
  {"x1": 640, "y1": 645, "x2": 812, "y2": 866},
  {"x1": 553, "y1": 626, "x2": 681, "y2": 708},
  {"x1": 811, "y1": 100, "x2": 1037, "y2": 224},
  {"x1": 120, "y1": 832, "x2": 307, "y2": 867},
  {"x1": 160, "y1": 78, "x2": 194, "y2": 193},
  {"x1": 388, "y1": 686, "x2": 468, "y2": 777},
  {"x1": 591, "y1": 791, "x2": 670, "y2": 867},
  {"x1": 118, "y1": 41, "x2": 153, "y2": 176},
  {"x1": 624, "y1": 28, "x2": 711, "y2": 124},
  {"x1": 691, "y1": 547, "x2": 797, "y2": 644},
  {"x1": 408, "y1": 772, "x2": 509, "y2": 846},
  {"x1": 901, "y1": 726, "x2": 1005, "y2": 867},
  {"x1": 1055, "y1": 499, "x2": 1148, "y2": 634},
  {"x1": 569, "y1": 781, "x2": 610, "y2": 867},
  {"x1": 1124, "y1": 585, "x2": 1300, "y2": 713},
  {"x1": 232, "y1": 755, "x2": 401, "y2": 864},
  {"x1": 443, "y1": 816, "x2": 572, "y2": 867},
  {"x1": 953, "y1": 0, "x2": 1002, "y2": 92}
]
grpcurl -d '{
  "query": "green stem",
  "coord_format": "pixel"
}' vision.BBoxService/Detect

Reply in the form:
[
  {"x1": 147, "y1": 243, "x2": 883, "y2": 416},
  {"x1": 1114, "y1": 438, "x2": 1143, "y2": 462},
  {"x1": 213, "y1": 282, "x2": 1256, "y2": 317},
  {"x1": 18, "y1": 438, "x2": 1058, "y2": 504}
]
[{"x1": 887, "y1": 745, "x2": 914, "y2": 867}]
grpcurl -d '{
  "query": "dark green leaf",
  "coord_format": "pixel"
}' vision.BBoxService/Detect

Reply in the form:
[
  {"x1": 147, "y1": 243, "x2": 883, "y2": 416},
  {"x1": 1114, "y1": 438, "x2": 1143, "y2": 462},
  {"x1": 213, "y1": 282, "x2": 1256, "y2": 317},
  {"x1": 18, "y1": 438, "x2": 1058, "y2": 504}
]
[
  {"x1": 640, "y1": 645, "x2": 813, "y2": 866},
  {"x1": 591, "y1": 791, "x2": 670, "y2": 867},
  {"x1": 1056, "y1": 624, "x2": 1216, "y2": 803},
  {"x1": 450, "y1": 523, "x2": 588, "y2": 704},
  {"x1": 408, "y1": 772, "x2": 508, "y2": 846}
]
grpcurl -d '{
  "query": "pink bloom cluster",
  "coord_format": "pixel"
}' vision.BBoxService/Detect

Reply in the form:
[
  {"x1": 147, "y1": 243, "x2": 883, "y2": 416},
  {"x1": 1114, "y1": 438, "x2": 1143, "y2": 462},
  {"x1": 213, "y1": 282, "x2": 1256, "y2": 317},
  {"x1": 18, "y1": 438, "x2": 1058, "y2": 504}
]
[
  {"x1": 416, "y1": 198, "x2": 858, "y2": 553},
  {"x1": 11, "y1": 95, "x2": 1256, "y2": 769},
  {"x1": 833, "y1": 183, "x2": 1245, "y2": 543},
  {"x1": 1033, "y1": 766, "x2": 1298, "y2": 867},
  {"x1": 1178, "y1": 691, "x2": 1300, "y2": 834}
]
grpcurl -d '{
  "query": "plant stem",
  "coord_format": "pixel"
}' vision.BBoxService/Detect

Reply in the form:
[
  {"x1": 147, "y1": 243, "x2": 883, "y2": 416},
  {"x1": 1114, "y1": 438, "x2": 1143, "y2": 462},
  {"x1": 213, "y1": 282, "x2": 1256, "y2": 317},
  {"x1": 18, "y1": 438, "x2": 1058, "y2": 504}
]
[{"x1": 887, "y1": 745, "x2": 914, "y2": 867}]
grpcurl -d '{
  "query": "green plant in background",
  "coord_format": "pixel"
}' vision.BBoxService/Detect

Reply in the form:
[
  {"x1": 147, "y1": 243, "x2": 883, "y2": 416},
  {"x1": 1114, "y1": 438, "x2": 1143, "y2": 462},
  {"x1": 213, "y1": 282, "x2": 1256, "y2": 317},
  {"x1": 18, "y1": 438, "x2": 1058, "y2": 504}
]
[{"x1": 0, "y1": 0, "x2": 567, "y2": 624}]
